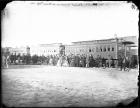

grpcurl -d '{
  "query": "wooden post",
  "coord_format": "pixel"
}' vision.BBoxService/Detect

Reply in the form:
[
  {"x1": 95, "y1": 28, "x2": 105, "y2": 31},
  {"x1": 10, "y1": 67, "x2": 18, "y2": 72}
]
[
  {"x1": 115, "y1": 37, "x2": 118, "y2": 68},
  {"x1": 124, "y1": 44, "x2": 126, "y2": 58}
]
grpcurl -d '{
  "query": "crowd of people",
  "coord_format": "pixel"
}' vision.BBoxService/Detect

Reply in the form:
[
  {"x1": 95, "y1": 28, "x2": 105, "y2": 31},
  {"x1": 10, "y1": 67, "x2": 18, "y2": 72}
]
[{"x1": 2, "y1": 52, "x2": 138, "y2": 71}]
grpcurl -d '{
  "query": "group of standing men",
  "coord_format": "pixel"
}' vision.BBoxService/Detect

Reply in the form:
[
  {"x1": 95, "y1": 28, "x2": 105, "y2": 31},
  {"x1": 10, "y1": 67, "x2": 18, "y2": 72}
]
[
  {"x1": 56, "y1": 54, "x2": 138, "y2": 71},
  {"x1": 2, "y1": 52, "x2": 138, "y2": 71},
  {"x1": 62, "y1": 54, "x2": 114, "y2": 68}
]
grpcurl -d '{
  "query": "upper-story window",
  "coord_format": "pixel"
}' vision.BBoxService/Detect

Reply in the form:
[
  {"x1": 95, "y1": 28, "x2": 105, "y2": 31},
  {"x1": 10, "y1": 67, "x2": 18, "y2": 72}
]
[
  {"x1": 112, "y1": 47, "x2": 114, "y2": 51},
  {"x1": 104, "y1": 47, "x2": 106, "y2": 52},
  {"x1": 89, "y1": 49, "x2": 91, "y2": 52},
  {"x1": 100, "y1": 47, "x2": 102, "y2": 52},
  {"x1": 108, "y1": 48, "x2": 110, "y2": 51}
]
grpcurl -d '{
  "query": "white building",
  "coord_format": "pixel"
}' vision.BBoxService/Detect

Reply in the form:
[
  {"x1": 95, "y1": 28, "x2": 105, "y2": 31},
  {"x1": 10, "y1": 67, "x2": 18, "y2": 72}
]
[{"x1": 30, "y1": 43, "x2": 62, "y2": 56}]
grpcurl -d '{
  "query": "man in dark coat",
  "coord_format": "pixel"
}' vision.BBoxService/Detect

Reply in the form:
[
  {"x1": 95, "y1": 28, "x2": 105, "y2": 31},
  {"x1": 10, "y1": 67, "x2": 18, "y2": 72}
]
[
  {"x1": 70, "y1": 54, "x2": 75, "y2": 67},
  {"x1": 118, "y1": 55, "x2": 123, "y2": 71},
  {"x1": 10, "y1": 53, "x2": 14, "y2": 64},
  {"x1": 67, "y1": 55, "x2": 71, "y2": 66},
  {"x1": 102, "y1": 57, "x2": 106, "y2": 68},
  {"x1": 122, "y1": 56, "x2": 127, "y2": 71},
  {"x1": 79, "y1": 55, "x2": 85, "y2": 67},
  {"x1": 89, "y1": 54, "x2": 94, "y2": 67},
  {"x1": 75, "y1": 54, "x2": 80, "y2": 67},
  {"x1": 13, "y1": 53, "x2": 17, "y2": 64}
]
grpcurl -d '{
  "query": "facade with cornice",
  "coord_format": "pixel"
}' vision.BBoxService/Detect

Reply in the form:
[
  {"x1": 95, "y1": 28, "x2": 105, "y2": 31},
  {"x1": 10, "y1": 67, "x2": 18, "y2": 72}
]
[
  {"x1": 3, "y1": 36, "x2": 138, "y2": 59},
  {"x1": 65, "y1": 36, "x2": 138, "y2": 59}
]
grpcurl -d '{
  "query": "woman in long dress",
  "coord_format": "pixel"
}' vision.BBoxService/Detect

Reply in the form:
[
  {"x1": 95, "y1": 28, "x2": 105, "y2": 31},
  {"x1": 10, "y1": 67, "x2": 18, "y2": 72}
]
[
  {"x1": 62, "y1": 56, "x2": 69, "y2": 67},
  {"x1": 49, "y1": 57, "x2": 53, "y2": 66},
  {"x1": 86, "y1": 55, "x2": 89, "y2": 68},
  {"x1": 57, "y1": 56, "x2": 63, "y2": 66}
]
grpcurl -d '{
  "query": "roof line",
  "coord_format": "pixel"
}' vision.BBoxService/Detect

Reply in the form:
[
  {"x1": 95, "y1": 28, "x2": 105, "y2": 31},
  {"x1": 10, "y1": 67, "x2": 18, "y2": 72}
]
[{"x1": 72, "y1": 36, "x2": 137, "y2": 43}]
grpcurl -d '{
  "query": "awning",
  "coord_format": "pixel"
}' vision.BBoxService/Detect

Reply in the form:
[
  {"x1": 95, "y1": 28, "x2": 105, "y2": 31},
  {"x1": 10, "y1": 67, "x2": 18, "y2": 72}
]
[{"x1": 121, "y1": 41, "x2": 134, "y2": 45}]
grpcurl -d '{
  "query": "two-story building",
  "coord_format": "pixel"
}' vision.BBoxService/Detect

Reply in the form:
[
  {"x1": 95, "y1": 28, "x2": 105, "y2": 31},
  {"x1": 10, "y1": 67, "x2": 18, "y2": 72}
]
[{"x1": 65, "y1": 36, "x2": 138, "y2": 59}]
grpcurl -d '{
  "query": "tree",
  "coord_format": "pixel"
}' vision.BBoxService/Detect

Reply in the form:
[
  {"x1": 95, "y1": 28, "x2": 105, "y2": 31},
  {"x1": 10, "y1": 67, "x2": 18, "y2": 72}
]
[{"x1": 31, "y1": 55, "x2": 38, "y2": 64}]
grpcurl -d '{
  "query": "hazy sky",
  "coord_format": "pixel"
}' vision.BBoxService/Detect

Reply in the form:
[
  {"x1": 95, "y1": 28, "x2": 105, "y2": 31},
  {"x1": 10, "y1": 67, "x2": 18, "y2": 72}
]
[{"x1": 2, "y1": 1, "x2": 139, "y2": 47}]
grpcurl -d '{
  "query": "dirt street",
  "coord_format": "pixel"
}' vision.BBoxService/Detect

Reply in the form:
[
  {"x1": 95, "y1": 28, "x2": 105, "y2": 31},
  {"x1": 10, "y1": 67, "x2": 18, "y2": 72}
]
[{"x1": 2, "y1": 65, "x2": 138, "y2": 107}]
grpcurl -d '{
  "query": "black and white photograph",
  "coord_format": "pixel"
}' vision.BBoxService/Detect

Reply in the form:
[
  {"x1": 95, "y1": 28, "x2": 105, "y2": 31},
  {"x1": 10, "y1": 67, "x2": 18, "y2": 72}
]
[{"x1": 1, "y1": 1, "x2": 139, "y2": 107}]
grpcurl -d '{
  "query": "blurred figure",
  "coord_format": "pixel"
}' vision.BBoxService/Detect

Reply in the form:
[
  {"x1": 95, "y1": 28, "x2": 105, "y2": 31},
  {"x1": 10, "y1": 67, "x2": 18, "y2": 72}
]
[
  {"x1": 62, "y1": 56, "x2": 69, "y2": 67},
  {"x1": 114, "y1": 59, "x2": 118, "y2": 68},
  {"x1": 107, "y1": 55, "x2": 112, "y2": 68},
  {"x1": 96, "y1": 55, "x2": 102, "y2": 68},
  {"x1": 2, "y1": 55, "x2": 6, "y2": 68},
  {"x1": 125, "y1": 57, "x2": 131, "y2": 71},
  {"x1": 122, "y1": 56, "x2": 127, "y2": 71},
  {"x1": 118, "y1": 55, "x2": 123, "y2": 71},
  {"x1": 99, "y1": 56, "x2": 102, "y2": 67},
  {"x1": 86, "y1": 55, "x2": 89, "y2": 68},
  {"x1": 13, "y1": 53, "x2": 17, "y2": 64},
  {"x1": 49, "y1": 55, "x2": 53, "y2": 66},
  {"x1": 130, "y1": 55, "x2": 138, "y2": 68},
  {"x1": 6, "y1": 55, "x2": 10, "y2": 68},
  {"x1": 2, "y1": 54, "x2": 10, "y2": 68},
  {"x1": 75, "y1": 54, "x2": 80, "y2": 67},
  {"x1": 67, "y1": 55, "x2": 71, "y2": 66},
  {"x1": 79, "y1": 55, "x2": 85, "y2": 67},
  {"x1": 57, "y1": 55, "x2": 63, "y2": 66},
  {"x1": 102, "y1": 57, "x2": 106, "y2": 68},
  {"x1": 70, "y1": 54, "x2": 75, "y2": 67},
  {"x1": 89, "y1": 54, "x2": 94, "y2": 67},
  {"x1": 10, "y1": 53, "x2": 14, "y2": 64}
]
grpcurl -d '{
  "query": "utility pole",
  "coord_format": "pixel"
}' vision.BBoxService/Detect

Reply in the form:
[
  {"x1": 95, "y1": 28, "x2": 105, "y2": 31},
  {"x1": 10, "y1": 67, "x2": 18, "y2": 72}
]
[
  {"x1": 114, "y1": 34, "x2": 118, "y2": 68},
  {"x1": 114, "y1": 34, "x2": 118, "y2": 60}
]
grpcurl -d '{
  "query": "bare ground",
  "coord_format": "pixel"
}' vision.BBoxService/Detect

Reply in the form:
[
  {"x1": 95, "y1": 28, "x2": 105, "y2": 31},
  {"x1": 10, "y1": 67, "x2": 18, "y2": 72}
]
[{"x1": 2, "y1": 65, "x2": 139, "y2": 107}]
